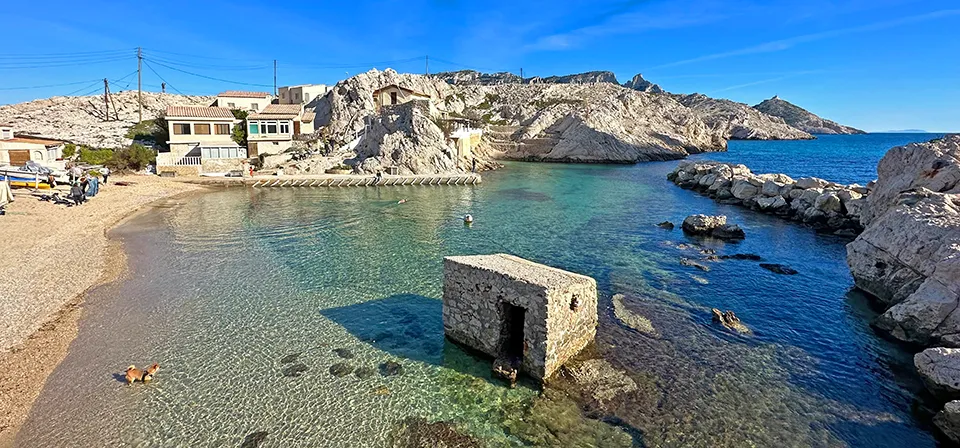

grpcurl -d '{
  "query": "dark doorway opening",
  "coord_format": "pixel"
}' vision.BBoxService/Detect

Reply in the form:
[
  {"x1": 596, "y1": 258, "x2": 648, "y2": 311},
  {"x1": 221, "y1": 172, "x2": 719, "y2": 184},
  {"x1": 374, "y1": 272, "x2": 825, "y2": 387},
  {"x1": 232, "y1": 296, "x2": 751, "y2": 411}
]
[
  {"x1": 499, "y1": 303, "x2": 526, "y2": 361},
  {"x1": 390, "y1": 92, "x2": 398, "y2": 105}
]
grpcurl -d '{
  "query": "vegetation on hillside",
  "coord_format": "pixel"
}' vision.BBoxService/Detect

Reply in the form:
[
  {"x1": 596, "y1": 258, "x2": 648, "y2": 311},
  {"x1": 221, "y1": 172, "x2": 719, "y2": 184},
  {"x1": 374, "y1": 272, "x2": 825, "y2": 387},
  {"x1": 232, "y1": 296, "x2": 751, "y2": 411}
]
[{"x1": 231, "y1": 109, "x2": 248, "y2": 146}]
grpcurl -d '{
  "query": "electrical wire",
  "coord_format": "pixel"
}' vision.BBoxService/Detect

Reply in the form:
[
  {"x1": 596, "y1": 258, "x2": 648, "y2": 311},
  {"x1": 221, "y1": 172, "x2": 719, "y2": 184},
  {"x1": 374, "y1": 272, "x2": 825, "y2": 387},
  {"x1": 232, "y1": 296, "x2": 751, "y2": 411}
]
[
  {"x1": 0, "y1": 49, "x2": 134, "y2": 60},
  {"x1": 141, "y1": 60, "x2": 186, "y2": 95},
  {"x1": 109, "y1": 70, "x2": 140, "y2": 90},
  {"x1": 144, "y1": 58, "x2": 273, "y2": 88},
  {"x1": 428, "y1": 57, "x2": 511, "y2": 74},
  {"x1": 0, "y1": 79, "x2": 103, "y2": 91},
  {"x1": 0, "y1": 55, "x2": 134, "y2": 70},
  {"x1": 283, "y1": 56, "x2": 426, "y2": 70},
  {"x1": 145, "y1": 54, "x2": 272, "y2": 71}
]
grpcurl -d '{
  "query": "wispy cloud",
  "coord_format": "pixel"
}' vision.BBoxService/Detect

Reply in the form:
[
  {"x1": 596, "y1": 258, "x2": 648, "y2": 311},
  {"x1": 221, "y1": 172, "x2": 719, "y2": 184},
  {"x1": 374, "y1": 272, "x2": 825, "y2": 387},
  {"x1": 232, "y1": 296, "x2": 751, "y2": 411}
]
[
  {"x1": 523, "y1": 1, "x2": 731, "y2": 52},
  {"x1": 649, "y1": 8, "x2": 960, "y2": 70},
  {"x1": 709, "y1": 70, "x2": 824, "y2": 94}
]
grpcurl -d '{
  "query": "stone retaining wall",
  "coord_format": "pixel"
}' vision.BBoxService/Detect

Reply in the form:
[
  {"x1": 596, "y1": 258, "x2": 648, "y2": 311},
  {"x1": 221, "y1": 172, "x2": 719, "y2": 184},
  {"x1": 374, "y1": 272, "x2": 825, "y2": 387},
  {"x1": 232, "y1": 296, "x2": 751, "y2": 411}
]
[
  {"x1": 442, "y1": 254, "x2": 597, "y2": 381},
  {"x1": 668, "y1": 160, "x2": 869, "y2": 235}
]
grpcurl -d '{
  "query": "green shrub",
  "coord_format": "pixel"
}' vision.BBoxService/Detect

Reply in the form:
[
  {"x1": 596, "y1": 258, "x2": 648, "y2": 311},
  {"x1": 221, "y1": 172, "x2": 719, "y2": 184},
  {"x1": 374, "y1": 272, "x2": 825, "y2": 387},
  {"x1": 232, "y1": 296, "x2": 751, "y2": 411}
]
[
  {"x1": 231, "y1": 109, "x2": 248, "y2": 146},
  {"x1": 78, "y1": 147, "x2": 115, "y2": 165},
  {"x1": 153, "y1": 115, "x2": 170, "y2": 150},
  {"x1": 125, "y1": 119, "x2": 158, "y2": 142},
  {"x1": 112, "y1": 143, "x2": 156, "y2": 171},
  {"x1": 62, "y1": 143, "x2": 76, "y2": 158}
]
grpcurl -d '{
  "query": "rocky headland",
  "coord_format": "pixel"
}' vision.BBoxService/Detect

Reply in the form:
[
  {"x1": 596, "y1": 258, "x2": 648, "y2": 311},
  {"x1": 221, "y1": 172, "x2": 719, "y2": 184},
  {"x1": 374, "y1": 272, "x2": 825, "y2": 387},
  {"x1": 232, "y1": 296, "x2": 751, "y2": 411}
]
[
  {"x1": 675, "y1": 94, "x2": 814, "y2": 141},
  {"x1": 754, "y1": 96, "x2": 866, "y2": 135},
  {"x1": 668, "y1": 160, "x2": 867, "y2": 235}
]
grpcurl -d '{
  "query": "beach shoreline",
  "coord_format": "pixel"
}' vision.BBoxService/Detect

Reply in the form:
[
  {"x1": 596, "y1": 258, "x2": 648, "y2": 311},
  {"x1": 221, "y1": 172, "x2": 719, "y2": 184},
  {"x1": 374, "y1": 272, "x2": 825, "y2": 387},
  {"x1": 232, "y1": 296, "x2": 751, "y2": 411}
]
[{"x1": 0, "y1": 177, "x2": 206, "y2": 447}]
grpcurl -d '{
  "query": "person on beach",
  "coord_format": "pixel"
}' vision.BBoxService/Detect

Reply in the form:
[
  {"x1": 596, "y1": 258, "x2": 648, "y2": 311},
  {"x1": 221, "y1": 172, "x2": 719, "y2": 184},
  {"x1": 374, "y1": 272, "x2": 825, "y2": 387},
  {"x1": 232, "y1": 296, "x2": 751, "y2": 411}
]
[
  {"x1": 86, "y1": 174, "x2": 99, "y2": 197},
  {"x1": 70, "y1": 165, "x2": 82, "y2": 184},
  {"x1": 100, "y1": 166, "x2": 110, "y2": 184},
  {"x1": 69, "y1": 182, "x2": 84, "y2": 205},
  {"x1": 374, "y1": 170, "x2": 383, "y2": 184},
  {"x1": 47, "y1": 173, "x2": 57, "y2": 189}
]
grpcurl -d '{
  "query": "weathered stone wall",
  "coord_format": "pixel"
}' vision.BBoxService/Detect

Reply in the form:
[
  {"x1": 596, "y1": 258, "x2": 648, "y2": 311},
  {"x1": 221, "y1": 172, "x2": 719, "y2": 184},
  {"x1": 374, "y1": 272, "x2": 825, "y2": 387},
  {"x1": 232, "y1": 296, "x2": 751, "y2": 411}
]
[
  {"x1": 157, "y1": 165, "x2": 201, "y2": 177},
  {"x1": 668, "y1": 160, "x2": 868, "y2": 235},
  {"x1": 442, "y1": 254, "x2": 597, "y2": 380}
]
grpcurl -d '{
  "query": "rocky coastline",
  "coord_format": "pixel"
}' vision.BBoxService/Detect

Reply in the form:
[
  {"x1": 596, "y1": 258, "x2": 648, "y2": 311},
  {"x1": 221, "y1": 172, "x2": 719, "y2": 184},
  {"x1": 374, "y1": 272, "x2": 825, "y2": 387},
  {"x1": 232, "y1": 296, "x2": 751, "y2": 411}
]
[{"x1": 668, "y1": 160, "x2": 867, "y2": 235}]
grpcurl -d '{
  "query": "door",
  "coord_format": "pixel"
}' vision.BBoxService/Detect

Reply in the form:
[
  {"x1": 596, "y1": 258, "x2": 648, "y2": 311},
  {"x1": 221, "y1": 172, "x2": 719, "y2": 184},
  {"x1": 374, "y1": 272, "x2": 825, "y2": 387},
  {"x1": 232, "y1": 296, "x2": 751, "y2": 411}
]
[
  {"x1": 390, "y1": 92, "x2": 398, "y2": 105},
  {"x1": 498, "y1": 303, "x2": 526, "y2": 361},
  {"x1": 8, "y1": 150, "x2": 30, "y2": 166},
  {"x1": 248, "y1": 142, "x2": 258, "y2": 158},
  {"x1": 293, "y1": 121, "x2": 301, "y2": 135}
]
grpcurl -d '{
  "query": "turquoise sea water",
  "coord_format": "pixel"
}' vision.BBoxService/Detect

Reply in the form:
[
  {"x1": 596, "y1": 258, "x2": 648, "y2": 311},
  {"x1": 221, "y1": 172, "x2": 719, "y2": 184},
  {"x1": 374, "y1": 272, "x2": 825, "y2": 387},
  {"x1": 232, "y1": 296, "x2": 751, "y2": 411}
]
[{"x1": 17, "y1": 134, "x2": 948, "y2": 447}]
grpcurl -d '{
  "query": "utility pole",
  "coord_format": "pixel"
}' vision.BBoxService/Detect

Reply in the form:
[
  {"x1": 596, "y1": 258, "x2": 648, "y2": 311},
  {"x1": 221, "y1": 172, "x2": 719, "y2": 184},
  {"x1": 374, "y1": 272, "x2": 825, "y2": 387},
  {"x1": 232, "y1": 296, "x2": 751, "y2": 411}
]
[
  {"x1": 103, "y1": 78, "x2": 110, "y2": 122},
  {"x1": 425, "y1": 55, "x2": 429, "y2": 75},
  {"x1": 273, "y1": 60, "x2": 277, "y2": 97},
  {"x1": 520, "y1": 68, "x2": 524, "y2": 81},
  {"x1": 137, "y1": 47, "x2": 143, "y2": 123}
]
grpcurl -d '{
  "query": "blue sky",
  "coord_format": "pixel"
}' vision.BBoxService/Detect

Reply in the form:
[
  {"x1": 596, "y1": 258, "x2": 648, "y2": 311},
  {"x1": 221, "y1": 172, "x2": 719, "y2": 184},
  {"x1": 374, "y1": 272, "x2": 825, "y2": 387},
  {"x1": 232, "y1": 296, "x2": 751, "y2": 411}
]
[{"x1": 2, "y1": 0, "x2": 958, "y2": 132}]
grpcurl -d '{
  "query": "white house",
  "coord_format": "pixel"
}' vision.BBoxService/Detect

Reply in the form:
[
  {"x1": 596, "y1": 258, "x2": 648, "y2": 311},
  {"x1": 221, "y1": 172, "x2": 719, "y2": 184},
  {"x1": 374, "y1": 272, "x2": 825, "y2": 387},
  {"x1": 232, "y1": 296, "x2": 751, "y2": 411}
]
[
  {"x1": 372, "y1": 84, "x2": 431, "y2": 110},
  {"x1": 278, "y1": 84, "x2": 330, "y2": 105},
  {"x1": 246, "y1": 104, "x2": 314, "y2": 157},
  {"x1": 0, "y1": 124, "x2": 65, "y2": 167},
  {"x1": 214, "y1": 91, "x2": 273, "y2": 112},
  {"x1": 158, "y1": 105, "x2": 245, "y2": 175}
]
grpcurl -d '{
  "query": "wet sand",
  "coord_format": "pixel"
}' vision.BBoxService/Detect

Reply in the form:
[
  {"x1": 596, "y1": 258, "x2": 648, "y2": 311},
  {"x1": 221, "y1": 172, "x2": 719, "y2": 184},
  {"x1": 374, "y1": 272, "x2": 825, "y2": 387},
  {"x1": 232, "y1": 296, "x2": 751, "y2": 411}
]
[{"x1": 0, "y1": 176, "x2": 204, "y2": 447}]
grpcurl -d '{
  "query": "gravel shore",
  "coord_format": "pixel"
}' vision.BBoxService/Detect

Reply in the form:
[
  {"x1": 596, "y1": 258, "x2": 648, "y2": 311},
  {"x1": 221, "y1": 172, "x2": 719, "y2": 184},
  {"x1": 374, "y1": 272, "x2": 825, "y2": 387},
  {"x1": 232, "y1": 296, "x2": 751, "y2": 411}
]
[{"x1": 0, "y1": 175, "x2": 203, "y2": 446}]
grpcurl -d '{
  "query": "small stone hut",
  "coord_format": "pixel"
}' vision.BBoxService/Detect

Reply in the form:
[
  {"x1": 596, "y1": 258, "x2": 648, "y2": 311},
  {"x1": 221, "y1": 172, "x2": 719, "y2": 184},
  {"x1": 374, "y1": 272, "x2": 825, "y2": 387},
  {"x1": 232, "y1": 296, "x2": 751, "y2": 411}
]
[{"x1": 442, "y1": 254, "x2": 598, "y2": 381}]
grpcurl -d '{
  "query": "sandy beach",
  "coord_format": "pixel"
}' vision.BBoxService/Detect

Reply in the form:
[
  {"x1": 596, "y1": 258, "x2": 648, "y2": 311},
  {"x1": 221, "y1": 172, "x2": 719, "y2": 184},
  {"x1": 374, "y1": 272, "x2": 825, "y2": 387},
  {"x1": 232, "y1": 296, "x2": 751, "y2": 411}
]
[{"x1": 0, "y1": 175, "x2": 203, "y2": 446}]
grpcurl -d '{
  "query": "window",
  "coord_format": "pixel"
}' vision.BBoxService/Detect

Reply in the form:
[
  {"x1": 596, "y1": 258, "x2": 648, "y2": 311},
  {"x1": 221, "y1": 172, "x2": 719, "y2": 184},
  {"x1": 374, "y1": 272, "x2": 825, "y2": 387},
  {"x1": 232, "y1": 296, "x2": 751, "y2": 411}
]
[
  {"x1": 304, "y1": 93, "x2": 310, "y2": 102},
  {"x1": 279, "y1": 122, "x2": 290, "y2": 134},
  {"x1": 251, "y1": 103, "x2": 259, "y2": 111},
  {"x1": 294, "y1": 93, "x2": 300, "y2": 100},
  {"x1": 173, "y1": 123, "x2": 191, "y2": 135},
  {"x1": 194, "y1": 123, "x2": 211, "y2": 135},
  {"x1": 227, "y1": 102, "x2": 236, "y2": 108},
  {"x1": 390, "y1": 92, "x2": 398, "y2": 105},
  {"x1": 249, "y1": 122, "x2": 259, "y2": 134},
  {"x1": 215, "y1": 124, "x2": 230, "y2": 135},
  {"x1": 265, "y1": 121, "x2": 277, "y2": 134}
]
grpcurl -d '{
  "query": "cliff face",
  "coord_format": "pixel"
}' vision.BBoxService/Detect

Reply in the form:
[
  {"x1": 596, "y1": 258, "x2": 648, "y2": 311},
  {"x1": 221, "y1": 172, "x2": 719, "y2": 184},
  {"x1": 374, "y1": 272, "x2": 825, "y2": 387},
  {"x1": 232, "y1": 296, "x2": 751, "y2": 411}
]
[
  {"x1": 622, "y1": 73, "x2": 664, "y2": 94},
  {"x1": 676, "y1": 94, "x2": 814, "y2": 141},
  {"x1": 315, "y1": 69, "x2": 726, "y2": 167},
  {"x1": 754, "y1": 96, "x2": 865, "y2": 135},
  {"x1": 0, "y1": 91, "x2": 213, "y2": 148},
  {"x1": 846, "y1": 135, "x2": 960, "y2": 345},
  {"x1": 433, "y1": 70, "x2": 522, "y2": 86}
]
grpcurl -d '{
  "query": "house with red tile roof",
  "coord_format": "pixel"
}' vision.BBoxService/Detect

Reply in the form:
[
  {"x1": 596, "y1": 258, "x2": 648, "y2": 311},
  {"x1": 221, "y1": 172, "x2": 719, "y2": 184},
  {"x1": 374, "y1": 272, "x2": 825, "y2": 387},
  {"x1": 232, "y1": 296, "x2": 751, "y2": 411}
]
[
  {"x1": 0, "y1": 125, "x2": 65, "y2": 167},
  {"x1": 245, "y1": 103, "x2": 315, "y2": 156},
  {"x1": 158, "y1": 105, "x2": 245, "y2": 176}
]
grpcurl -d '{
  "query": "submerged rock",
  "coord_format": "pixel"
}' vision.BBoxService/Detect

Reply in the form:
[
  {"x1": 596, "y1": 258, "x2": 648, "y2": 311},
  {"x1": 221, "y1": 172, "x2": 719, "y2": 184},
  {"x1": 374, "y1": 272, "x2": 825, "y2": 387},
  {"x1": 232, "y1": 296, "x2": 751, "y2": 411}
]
[
  {"x1": 564, "y1": 358, "x2": 639, "y2": 403},
  {"x1": 492, "y1": 357, "x2": 519, "y2": 388},
  {"x1": 681, "y1": 214, "x2": 745, "y2": 240},
  {"x1": 329, "y1": 363, "x2": 354, "y2": 377},
  {"x1": 386, "y1": 417, "x2": 482, "y2": 448},
  {"x1": 280, "y1": 353, "x2": 301, "y2": 364},
  {"x1": 612, "y1": 294, "x2": 659, "y2": 337},
  {"x1": 281, "y1": 363, "x2": 309, "y2": 378},
  {"x1": 719, "y1": 253, "x2": 763, "y2": 261},
  {"x1": 935, "y1": 400, "x2": 960, "y2": 443},
  {"x1": 354, "y1": 366, "x2": 376, "y2": 379},
  {"x1": 240, "y1": 431, "x2": 269, "y2": 448},
  {"x1": 657, "y1": 221, "x2": 675, "y2": 230},
  {"x1": 381, "y1": 360, "x2": 405, "y2": 376},
  {"x1": 680, "y1": 257, "x2": 711, "y2": 272},
  {"x1": 760, "y1": 263, "x2": 798, "y2": 275},
  {"x1": 915, "y1": 347, "x2": 960, "y2": 398},
  {"x1": 711, "y1": 308, "x2": 751, "y2": 334},
  {"x1": 334, "y1": 348, "x2": 355, "y2": 359}
]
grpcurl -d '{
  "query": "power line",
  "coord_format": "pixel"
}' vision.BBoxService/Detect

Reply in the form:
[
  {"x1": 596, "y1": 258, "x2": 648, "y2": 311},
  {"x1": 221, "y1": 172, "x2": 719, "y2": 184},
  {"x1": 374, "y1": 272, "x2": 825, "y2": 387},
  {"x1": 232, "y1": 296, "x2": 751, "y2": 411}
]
[
  {"x1": 0, "y1": 55, "x2": 133, "y2": 70},
  {"x1": 428, "y1": 57, "x2": 511, "y2": 74},
  {"x1": 283, "y1": 56, "x2": 426, "y2": 70},
  {"x1": 146, "y1": 55, "x2": 273, "y2": 71},
  {"x1": 142, "y1": 60, "x2": 186, "y2": 95},
  {"x1": 0, "y1": 79, "x2": 104, "y2": 91},
  {"x1": 0, "y1": 49, "x2": 134, "y2": 60},
  {"x1": 144, "y1": 57, "x2": 273, "y2": 88}
]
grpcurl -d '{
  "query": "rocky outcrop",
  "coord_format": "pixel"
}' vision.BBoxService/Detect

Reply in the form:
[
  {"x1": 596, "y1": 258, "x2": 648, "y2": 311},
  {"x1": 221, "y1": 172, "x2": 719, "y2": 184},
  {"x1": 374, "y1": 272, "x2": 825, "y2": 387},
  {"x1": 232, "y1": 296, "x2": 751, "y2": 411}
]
[
  {"x1": 681, "y1": 214, "x2": 745, "y2": 240},
  {"x1": 915, "y1": 347, "x2": 960, "y2": 398},
  {"x1": 753, "y1": 96, "x2": 865, "y2": 135},
  {"x1": 669, "y1": 161, "x2": 866, "y2": 234},
  {"x1": 433, "y1": 70, "x2": 522, "y2": 86},
  {"x1": 476, "y1": 83, "x2": 726, "y2": 163},
  {"x1": 0, "y1": 91, "x2": 213, "y2": 148},
  {"x1": 621, "y1": 73, "x2": 664, "y2": 94},
  {"x1": 935, "y1": 400, "x2": 960, "y2": 444},
  {"x1": 349, "y1": 101, "x2": 460, "y2": 175},
  {"x1": 534, "y1": 71, "x2": 618, "y2": 85},
  {"x1": 676, "y1": 94, "x2": 814, "y2": 141},
  {"x1": 711, "y1": 309, "x2": 750, "y2": 334},
  {"x1": 845, "y1": 136, "x2": 960, "y2": 345}
]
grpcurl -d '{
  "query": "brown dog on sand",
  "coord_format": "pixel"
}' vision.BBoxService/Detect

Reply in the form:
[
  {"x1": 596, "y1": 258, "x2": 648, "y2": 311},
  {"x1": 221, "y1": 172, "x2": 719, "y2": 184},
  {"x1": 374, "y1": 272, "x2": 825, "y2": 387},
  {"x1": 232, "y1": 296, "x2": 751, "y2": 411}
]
[{"x1": 125, "y1": 363, "x2": 159, "y2": 385}]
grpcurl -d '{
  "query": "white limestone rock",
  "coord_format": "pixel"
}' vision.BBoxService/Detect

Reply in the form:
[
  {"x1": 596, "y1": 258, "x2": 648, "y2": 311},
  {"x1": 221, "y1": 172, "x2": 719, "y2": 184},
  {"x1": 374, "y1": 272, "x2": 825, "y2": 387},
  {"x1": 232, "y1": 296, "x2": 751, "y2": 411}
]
[
  {"x1": 935, "y1": 400, "x2": 960, "y2": 443},
  {"x1": 915, "y1": 348, "x2": 960, "y2": 397}
]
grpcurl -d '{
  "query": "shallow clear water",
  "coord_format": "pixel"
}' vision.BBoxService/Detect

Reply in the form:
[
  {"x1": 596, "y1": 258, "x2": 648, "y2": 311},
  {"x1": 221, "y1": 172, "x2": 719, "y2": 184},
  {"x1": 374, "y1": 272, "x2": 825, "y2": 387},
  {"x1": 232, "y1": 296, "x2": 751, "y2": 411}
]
[{"x1": 18, "y1": 134, "x2": 946, "y2": 447}]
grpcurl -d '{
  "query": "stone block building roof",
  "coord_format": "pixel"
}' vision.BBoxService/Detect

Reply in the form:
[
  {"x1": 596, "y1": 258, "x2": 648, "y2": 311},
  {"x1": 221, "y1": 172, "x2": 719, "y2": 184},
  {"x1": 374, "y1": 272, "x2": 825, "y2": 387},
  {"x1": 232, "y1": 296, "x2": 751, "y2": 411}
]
[
  {"x1": 165, "y1": 106, "x2": 235, "y2": 119},
  {"x1": 216, "y1": 91, "x2": 272, "y2": 98},
  {"x1": 248, "y1": 104, "x2": 303, "y2": 120}
]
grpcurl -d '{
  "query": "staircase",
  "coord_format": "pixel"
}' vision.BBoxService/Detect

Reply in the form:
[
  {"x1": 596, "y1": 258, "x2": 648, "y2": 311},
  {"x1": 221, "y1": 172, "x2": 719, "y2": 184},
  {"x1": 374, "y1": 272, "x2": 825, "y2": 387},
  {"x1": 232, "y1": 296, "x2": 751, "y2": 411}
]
[{"x1": 482, "y1": 125, "x2": 561, "y2": 159}]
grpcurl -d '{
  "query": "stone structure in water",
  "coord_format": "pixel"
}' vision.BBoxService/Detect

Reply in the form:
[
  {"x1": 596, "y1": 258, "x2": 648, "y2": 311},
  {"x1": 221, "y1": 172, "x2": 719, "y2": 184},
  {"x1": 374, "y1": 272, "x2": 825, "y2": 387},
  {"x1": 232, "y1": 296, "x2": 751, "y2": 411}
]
[{"x1": 442, "y1": 254, "x2": 598, "y2": 383}]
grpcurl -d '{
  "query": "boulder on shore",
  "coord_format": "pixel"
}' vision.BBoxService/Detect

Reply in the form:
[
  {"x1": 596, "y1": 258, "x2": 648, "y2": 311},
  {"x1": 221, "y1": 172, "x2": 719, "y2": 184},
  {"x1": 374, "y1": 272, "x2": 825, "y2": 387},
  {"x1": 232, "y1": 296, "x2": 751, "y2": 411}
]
[
  {"x1": 935, "y1": 400, "x2": 960, "y2": 444},
  {"x1": 681, "y1": 214, "x2": 745, "y2": 240},
  {"x1": 846, "y1": 136, "x2": 960, "y2": 345},
  {"x1": 915, "y1": 347, "x2": 960, "y2": 398}
]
